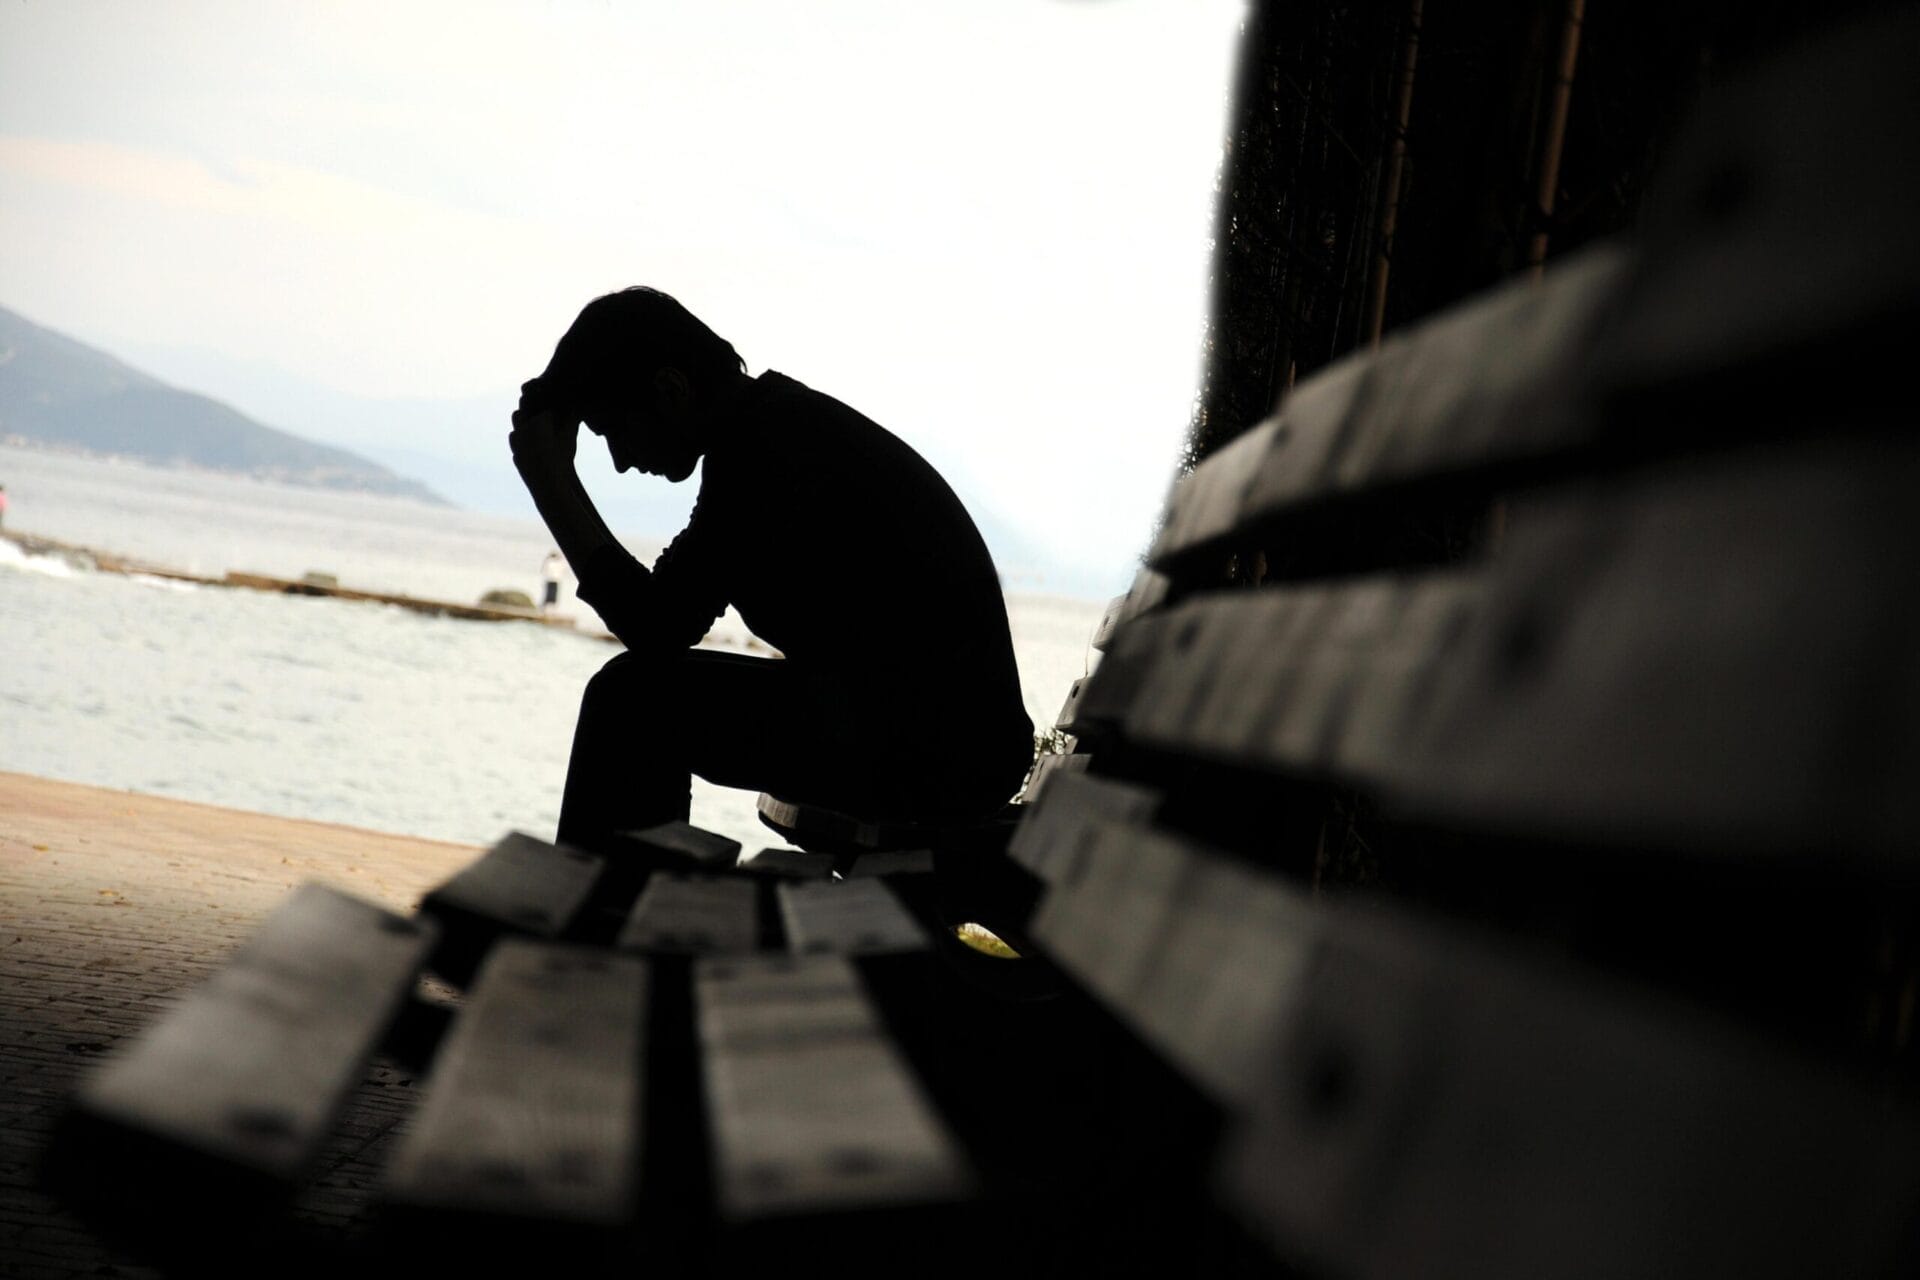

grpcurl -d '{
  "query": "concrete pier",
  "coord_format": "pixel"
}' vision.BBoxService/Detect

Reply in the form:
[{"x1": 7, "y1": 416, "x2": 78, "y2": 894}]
[{"x1": 0, "y1": 772, "x2": 481, "y2": 1278}]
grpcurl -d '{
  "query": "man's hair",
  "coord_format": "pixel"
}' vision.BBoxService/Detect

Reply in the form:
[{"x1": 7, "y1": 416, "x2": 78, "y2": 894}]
[{"x1": 528, "y1": 287, "x2": 745, "y2": 415}]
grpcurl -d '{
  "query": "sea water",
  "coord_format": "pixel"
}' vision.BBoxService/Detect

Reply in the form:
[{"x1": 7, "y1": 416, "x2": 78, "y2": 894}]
[{"x1": 0, "y1": 444, "x2": 1106, "y2": 850}]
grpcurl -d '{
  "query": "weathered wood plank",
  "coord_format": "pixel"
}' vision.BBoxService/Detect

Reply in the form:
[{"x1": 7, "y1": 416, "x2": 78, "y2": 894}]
[
  {"x1": 736, "y1": 846, "x2": 837, "y2": 879},
  {"x1": 1379, "y1": 437, "x2": 1920, "y2": 861},
  {"x1": 616, "y1": 820, "x2": 743, "y2": 869},
  {"x1": 1150, "y1": 245, "x2": 1627, "y2": 569},
  {"x1": 1220, "y1": 896, "x2": 1920, "y2": 1280},
  {"x1": 382, "y1": 941, "x2": 648, "y2": 1227},
  {"x1": 1088, "y1": 437, "x2": 1920, "y2": 862},
  {"x1": 1008, "y1": 769, "x2": 1161, "y2": 882},
  {"x1": 696, "y1": 954, "x2": 972, "y2": 1221},
  {"x1": 1022, "y1": 813, "x2": 1920, "y2": 1278},
  {"x1": 419, "y1": 831, "x2": 605, "y2": 980},
  {"x1": 1020, "y1": 749, "x2": 1091, "y2": 804},
  {"x1": 842, "y1": 849, "x2": 935, "y2": 879},
  {"x1": 778, "y1": 879, "x2": 928, "y2": 957},
  {"x1": 1091, "y1": 593, "x2": 1128, "y2": 652},
  {"x1": 66, "y1": 883, "x2": 435, "y2": 1189},
  {"x1": 1027, "y1": 818, "x2": 1311, "y2": 1105},
  {"x1": 1059, "y1": 611, "x2": 1173, "y2": 739},
  {"x1": 1149, "y1": 421, "x2": 1277, "y2": 566},
  {"x1": 1591, "y1": 10, "x2": 1920, "y2": 401},
  {"x1": 617, "y1": 872, "x2": 761, "y2": 956}
]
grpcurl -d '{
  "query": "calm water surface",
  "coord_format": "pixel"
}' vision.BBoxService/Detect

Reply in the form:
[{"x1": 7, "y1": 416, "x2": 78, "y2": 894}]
[{"x1": 0, "y1": 444, "x2": 1104, "y2": 850}]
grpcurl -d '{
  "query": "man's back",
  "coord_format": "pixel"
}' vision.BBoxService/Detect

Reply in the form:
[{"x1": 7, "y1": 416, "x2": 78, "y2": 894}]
[{"x1": 575, "y1": 371, "x2": 1033, "y2": 795}]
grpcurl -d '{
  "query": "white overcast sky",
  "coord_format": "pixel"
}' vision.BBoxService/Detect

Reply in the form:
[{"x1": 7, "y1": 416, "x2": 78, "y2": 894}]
[{"x1": 0, "y1": 0, "x2": 1246, "y2": 595}]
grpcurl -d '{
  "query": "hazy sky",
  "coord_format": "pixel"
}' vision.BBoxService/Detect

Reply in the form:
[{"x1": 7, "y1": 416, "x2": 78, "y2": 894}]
[{"x1": 0, "y1": 1, "x2": 1245, "y2": 594}]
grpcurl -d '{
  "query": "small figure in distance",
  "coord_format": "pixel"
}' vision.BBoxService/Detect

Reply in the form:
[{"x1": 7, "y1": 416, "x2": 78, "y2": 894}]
[
  {"x1": 510, "y1": 288, "x2": 1033, "y2": 849},
  {"x1": 540, "y1": 549, "x2": 565, "y2": 616},
  {"x1": 0, "y1": 484, "x2": 8, "y2": 532}
]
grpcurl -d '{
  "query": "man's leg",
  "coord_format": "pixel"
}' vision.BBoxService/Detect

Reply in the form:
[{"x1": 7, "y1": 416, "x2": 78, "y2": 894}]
[{"x1": 555, "y1": 648, "x2": 873, "y2": 851}]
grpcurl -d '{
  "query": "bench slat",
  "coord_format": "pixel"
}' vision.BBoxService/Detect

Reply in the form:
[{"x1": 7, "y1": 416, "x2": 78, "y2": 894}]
[
  {"x1": 1028, "y1": 818, "x2": 1309, "y2": 1104},
  {"x1": 618, "y1": 872, "x2": 761, "y2": 955},
  {"x1": 1023, "y1": 815, "x2": 1920, "y2": 1278},
  {"x1": 1093, "y1": 437, "x2": 1920, "y2": 861},
  {"x1": 842, "y1": 849, "x2": 935, "y2": 879},
  {"x1": 778, "y1": 880, "x2": 928, "y2": 956},
  {"x1": 615, "y1": 820, "x2": 744, "y2": 869},
  {"x1": 70, "y1": 883, "x2": 435, "y2": 1187},
  {"x1": 736, "y1": 847, "x2": 838, "y2": 879},
  {"x1": 1221, "y1": 894, "x2": 1920, "y2": 1280},
  {"x1": 421, "y1": 831, "x2": 604, "y2": 945},
  {"x1": 382, "y1": 941, "x2": 648, "y2": 1226},
  {"x1": 1590, "y1": 11, "x2": 1920, "y2": 401},
  {"x1": 1149, "y1": 246, "x2": 1626, "y2": 570},
  {"x1": 1008, "y1": 770, "x2": 1161, "y2": 882},
  {"x1": 1019, "y1": 749, "x2": 1091, "y2": 805},
  {"x1": 1380, "y1": 436, "x2": 1920, "y2": 861},
  {"x1": 696, "y1": 954, "x2": 972, "y2": 1221}
]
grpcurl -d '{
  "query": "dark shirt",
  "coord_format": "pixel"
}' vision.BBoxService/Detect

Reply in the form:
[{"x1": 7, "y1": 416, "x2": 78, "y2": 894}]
[{"x1": 575, "y1": 371, "x2": 1033, "y2": 773}]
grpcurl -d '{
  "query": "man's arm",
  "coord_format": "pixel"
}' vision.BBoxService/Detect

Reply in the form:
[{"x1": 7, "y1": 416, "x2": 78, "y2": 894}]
[
  {"x1": 508, "y1": 405, "x2": 619, "y2": 571},
  {"x1": 508, "y1": 402, "x2": 723, "y2": 651}
]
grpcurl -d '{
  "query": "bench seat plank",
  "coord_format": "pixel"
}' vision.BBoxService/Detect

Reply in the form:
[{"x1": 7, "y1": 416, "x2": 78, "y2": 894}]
[
  {"x1": 381, "y1": 940, "x2": 648, "y2": 1227},
  {"x1": 421, "y1": 831, "x2": 604, "y2": 945},
  {"x1": 615, "y1": 820, "x2": 744, "y2": 869},
  {"x1": 696, "y1": 954, "x2": 972, "y2": 1221},
  {"x1": 778, "y1": 880, "x2": 928, "y2": 956},
  {"x1": 737, "y1": 847, "x2": 838, "y2": 879},
  {"x1": 68, "y1": 883, "x2": 436, "y2": 1188},
  {"x1": 618, "y1": 872, "x2": 761, "y2": 956}
]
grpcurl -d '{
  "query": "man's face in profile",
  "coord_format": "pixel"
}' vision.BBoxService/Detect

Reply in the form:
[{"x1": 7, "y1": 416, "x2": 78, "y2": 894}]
[{"x1": 583, "y1": 401, "x2": 699, "y2": 482}]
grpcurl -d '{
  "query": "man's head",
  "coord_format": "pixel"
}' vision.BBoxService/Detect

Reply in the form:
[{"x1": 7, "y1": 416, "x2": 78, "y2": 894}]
[{"x1": 525, "y1": 287, "x2": 747, "y2": 481}]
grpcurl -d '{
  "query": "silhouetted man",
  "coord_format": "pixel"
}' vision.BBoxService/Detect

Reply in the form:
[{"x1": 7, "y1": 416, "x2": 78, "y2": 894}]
[{"x1": 510, "y1": 288, "x2": 1034, "y2": 850}]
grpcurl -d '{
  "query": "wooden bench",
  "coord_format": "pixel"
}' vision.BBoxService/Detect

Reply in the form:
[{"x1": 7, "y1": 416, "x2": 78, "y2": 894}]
[{"x1": 44, "y1": 17, "x2": 1920, "y2": 1276}]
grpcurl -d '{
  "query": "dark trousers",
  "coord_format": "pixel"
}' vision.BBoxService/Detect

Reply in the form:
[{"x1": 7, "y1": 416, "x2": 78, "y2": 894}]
[{"x1": 555, "y1": 649, "x2": 1026, "y2": 850}]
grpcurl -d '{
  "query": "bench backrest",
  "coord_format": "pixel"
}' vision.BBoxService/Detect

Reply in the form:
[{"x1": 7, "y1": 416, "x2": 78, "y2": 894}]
[{"x1": 1014, "y1": 13, "x2": 1920, "y2": 1277}]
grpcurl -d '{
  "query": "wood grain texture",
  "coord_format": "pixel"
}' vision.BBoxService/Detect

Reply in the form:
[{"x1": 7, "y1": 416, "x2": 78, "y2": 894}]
[
  {"x1": 1096, "y1": 437, "x2": 1920, "y2": 863},
  {"x1": 616, "y1": 820, "x2": 744, "y2": 869},
  {"x1": 382, "y1": 940, "x2": 647, "y2": 1225},
  {"x1": 1020, "y1": 750, "x2": 1092, "y2": 805},
  {"x1": 1151, "y1": 244, "x2": 1626, "y2": 569},
  {"x1": 72, "y1": 882, "x2": 435, "y2": 1184},
  {"x1": 1378, "y1": 437, "x2": 1920, "y2": 861},
  {"x1": 1591, "y1": 11, "x2": 1920, "y2": 400},
  {"x1": 1220, "y1": 892, "x2": 1920, "y2": 1280},
  {"x1": 1007, "y1": 770, "x2": 1161, "y2": 882},
  {"x1": 736, "y1": 847, "x2": 838, "y2": 879},
  {"x1": 695, "y1": 954, "x2": 972, "y2": 1221},
  {"x1": 778, "y1": 880, "x2": 928, "y2": 957},
  {"x1": 420, "y1": 830, "x2": 604, "y2": 940},
  {"x1": 1022, "y1": 808, "x2": 1920, "y2": 1279},
  {"x1": 618, "y1": 872, "x2": 761, "y2": 955}
]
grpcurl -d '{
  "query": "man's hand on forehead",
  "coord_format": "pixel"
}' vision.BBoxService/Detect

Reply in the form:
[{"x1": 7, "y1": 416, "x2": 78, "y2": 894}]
[{"x1": 508, "y1": 403, "x2": 581, "y2": 473}]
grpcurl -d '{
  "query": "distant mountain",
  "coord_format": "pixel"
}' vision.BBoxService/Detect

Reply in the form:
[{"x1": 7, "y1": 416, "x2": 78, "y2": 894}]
[{"x1": 0, "y1": 305, "x2": 446, "y2": 505}]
